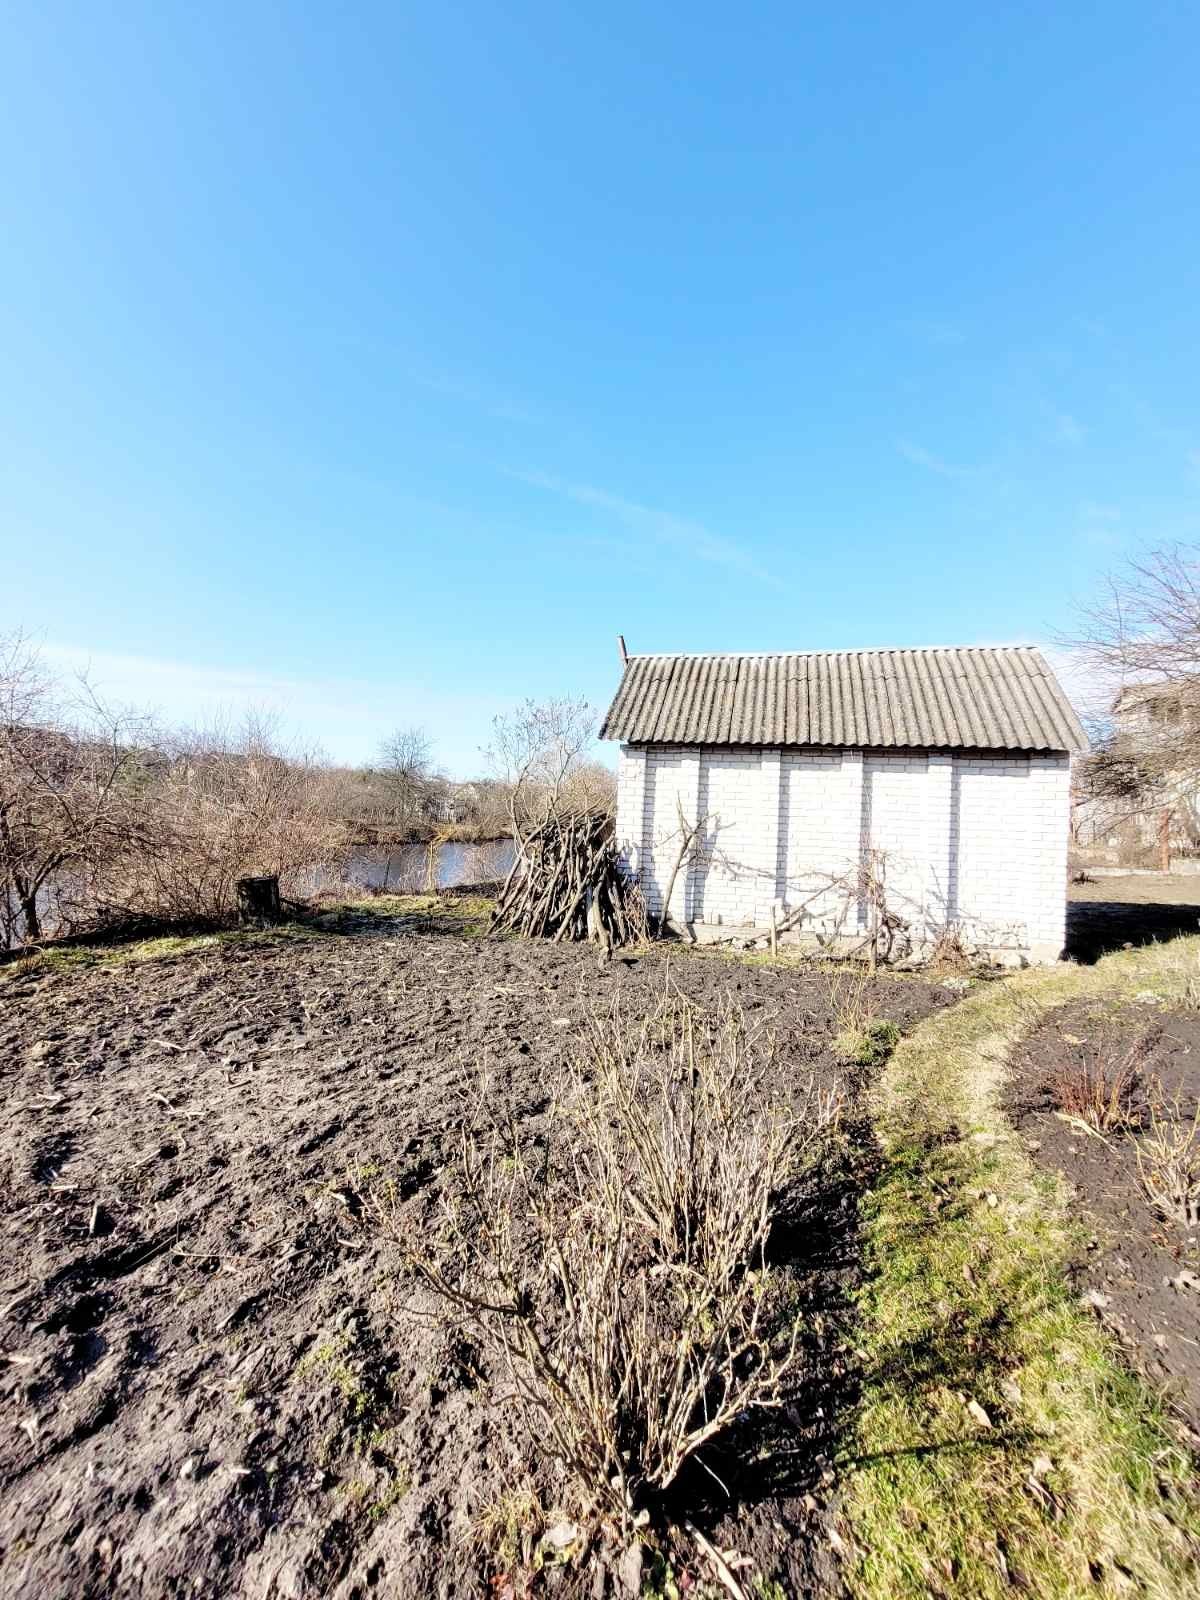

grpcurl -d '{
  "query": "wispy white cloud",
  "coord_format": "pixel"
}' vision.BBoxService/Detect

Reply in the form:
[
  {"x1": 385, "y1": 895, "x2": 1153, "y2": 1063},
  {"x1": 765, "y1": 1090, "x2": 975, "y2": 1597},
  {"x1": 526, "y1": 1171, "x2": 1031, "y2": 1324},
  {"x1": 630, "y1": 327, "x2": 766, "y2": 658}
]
[
  {"x1": 1074, "y1": 501, "x2": 1124, "y2": 552},
  {"x1": 896, "y1": 440, "x2": 982, "y2": 482},
  {"x1": 1075, "y1": 525, "x2": 1123, "y2": 551},
  {"x1": 1047, "y1": 407, "x2": 1086, "y2": 445},
  {"x1": 507, "y1": 469, "x2": 775, "y2": 583}
]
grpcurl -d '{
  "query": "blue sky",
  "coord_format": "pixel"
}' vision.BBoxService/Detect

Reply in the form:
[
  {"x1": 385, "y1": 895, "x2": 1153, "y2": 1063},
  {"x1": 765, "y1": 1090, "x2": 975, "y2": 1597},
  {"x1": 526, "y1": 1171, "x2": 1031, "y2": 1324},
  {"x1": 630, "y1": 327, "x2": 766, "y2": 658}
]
[{"x1": 4, "y1": 2, "x2": 1198, "y2": 774}]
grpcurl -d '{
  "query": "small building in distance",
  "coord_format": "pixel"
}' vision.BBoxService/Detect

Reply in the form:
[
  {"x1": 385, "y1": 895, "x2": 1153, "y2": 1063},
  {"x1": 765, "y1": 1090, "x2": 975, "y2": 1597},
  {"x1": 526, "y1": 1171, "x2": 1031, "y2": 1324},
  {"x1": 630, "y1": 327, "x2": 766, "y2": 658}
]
[{"x1": 601, "y1": 646, "x2": 1088, "y2": 964}]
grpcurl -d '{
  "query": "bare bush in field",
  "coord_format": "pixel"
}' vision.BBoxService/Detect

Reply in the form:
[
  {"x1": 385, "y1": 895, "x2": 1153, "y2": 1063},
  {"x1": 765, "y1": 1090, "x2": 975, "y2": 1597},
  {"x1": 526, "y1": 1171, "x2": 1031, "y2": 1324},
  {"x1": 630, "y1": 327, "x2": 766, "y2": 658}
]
[
  {"x1": 392, "y1": 988, "x2": 840, "y2": 1528},
  {"x1": 1049, "y1": 1033, "x2": 1149, "y2": 1134},
  {"x1": 0, "y1": 633, "x2": 153, "y2": 946},
  {"x1": 1136, "y1": 1093, "x2": 1200, "y2": 1228}
]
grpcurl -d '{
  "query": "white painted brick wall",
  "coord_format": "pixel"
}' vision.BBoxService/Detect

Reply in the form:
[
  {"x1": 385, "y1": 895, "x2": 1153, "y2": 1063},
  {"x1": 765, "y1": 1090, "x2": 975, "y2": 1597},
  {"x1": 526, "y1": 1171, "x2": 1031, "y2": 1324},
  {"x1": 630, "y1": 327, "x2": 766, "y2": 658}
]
[
  {"x1": 778, "y1": 751, "x2": 861, "y2": 933},
  {"x1": 616, "y1": 743, "x2": 1072, "y2": 960},
  {"x1": 864, "y1": 754, "x2": 932, "y2": 937},
  {"x1": 693, "y1": 752, "x2": 778, "y2": 925}
]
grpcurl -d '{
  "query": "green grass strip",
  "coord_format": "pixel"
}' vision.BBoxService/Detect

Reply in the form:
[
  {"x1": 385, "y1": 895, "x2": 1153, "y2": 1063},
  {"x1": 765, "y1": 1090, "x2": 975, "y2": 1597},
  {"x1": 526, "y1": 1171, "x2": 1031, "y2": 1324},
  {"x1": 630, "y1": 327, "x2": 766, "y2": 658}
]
[
  {"x1": 845, "y1": 939, "x2": 1200, "y2": 1599},
  {"x1": 0, "y1": 922, "x2": 327, "y2": 984}
]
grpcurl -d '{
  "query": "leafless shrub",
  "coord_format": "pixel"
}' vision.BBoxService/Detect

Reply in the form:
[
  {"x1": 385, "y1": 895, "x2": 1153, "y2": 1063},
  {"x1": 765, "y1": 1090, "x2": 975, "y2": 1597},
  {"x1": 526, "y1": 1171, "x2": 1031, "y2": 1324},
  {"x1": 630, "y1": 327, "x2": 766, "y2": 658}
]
[
  {"x1": 1136, "y1": 1094, "x2": 1200, "y2": 1228},
  {"x1": 105, "y1": 712, "x2": 340, "y2": 925},
  {"x1": 829, "y1": 963, "x2": 872, "y2": 1036},
  {"x1": 778, "y1": 849, "x2": 909, "y2": 967},
  {"x1": 1049, "y1": 1034, "x2": 1149, "y2": 1134},
  {"x1": 652, "y1": 795, "x2": 710, "y2": 940},
  {"x1": 927, "y1": 926, "x2": 972, "y2": 970},
  {"x1": 0, "y1": 632, "x2": 156, "y2": 946},
  {"x1": 391, "y1": 988, "x2": 840, "y2": 1528}
]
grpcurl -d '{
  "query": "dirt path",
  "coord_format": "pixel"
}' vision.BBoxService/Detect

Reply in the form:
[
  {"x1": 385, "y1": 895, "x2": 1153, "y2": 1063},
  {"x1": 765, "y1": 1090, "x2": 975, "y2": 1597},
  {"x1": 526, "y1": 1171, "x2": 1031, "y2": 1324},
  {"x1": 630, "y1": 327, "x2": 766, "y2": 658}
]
[
  {"x1": 0, "y1": 929, "x2": 951, "y2": 1599},
  {"x1": 1067, "y1": 875, "x2": 1200, "y2": 962}
]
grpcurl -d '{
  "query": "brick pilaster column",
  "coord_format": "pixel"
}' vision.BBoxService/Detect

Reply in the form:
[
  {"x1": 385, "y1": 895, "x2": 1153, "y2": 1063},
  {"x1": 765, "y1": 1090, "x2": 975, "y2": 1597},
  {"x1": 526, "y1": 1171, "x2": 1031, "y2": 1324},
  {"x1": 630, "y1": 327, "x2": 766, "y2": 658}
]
[
  {"x1": 616, "y1": 746, "x2": 647, "y2": 878},
  {"x1": 676, "y1": 751, "x2": 702, "y2": 926},
  {"x1": 758, "y1": 749, "x2": 783, "y2": 924},
  {"x1": 924, "y1": 755, "x2": 954, "y2": 942},
  {"x1": 843, "y1": 751, "x2": 865, "y2": 931}
]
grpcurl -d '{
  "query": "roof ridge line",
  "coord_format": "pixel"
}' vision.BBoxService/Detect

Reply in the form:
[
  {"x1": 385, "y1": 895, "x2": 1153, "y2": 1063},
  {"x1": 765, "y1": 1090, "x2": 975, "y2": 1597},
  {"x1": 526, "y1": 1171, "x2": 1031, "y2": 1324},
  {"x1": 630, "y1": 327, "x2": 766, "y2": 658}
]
[{"x1": 626, "y1": 644, "x2": 1043, "y2": 660}]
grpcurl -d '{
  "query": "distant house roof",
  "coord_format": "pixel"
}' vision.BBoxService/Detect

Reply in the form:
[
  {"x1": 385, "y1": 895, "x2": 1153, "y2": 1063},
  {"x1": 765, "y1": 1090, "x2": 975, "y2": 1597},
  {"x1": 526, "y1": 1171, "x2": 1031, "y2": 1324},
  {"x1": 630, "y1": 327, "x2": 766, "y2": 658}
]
[{"x1": 600, "y1": 646, "x2": 1088, "y2": 754}]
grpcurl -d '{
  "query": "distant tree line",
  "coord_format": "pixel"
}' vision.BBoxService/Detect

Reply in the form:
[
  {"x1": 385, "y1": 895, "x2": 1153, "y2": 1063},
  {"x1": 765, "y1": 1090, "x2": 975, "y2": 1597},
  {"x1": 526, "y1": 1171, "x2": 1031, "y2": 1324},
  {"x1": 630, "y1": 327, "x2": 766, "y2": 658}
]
[{"x1": 0, "y1": 633, "x2": 614, "y2": 948}]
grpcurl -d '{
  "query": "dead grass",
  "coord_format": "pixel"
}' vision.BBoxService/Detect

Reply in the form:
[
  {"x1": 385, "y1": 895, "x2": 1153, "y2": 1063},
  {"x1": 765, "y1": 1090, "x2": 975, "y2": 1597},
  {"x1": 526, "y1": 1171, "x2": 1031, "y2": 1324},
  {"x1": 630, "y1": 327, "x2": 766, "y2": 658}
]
[
  {"x1": 846, "y1": 940, "x2": 1200, "y2": 1600},
  {"x1": 829, "y1": 964, "x2": 903, "y2": 1066},
  {"x1": 315, "y1": 893, "x2": 495, "y2": 937}
]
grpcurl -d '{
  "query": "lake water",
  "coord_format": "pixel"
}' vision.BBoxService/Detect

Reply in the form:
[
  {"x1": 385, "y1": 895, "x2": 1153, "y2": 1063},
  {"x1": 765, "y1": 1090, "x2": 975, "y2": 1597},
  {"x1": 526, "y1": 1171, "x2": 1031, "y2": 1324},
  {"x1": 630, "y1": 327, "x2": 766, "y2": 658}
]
[{"x1": 320, "y1": 837, "x2": 516, "y2": 896}]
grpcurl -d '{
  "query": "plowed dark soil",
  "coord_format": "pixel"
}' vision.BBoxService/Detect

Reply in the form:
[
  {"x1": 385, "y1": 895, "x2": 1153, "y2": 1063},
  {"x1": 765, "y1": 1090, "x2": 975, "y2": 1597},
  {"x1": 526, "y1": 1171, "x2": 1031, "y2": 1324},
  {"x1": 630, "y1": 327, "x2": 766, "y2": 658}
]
[{"x1": 0, "y1": 926, "x2": 953, "y2": 1598}]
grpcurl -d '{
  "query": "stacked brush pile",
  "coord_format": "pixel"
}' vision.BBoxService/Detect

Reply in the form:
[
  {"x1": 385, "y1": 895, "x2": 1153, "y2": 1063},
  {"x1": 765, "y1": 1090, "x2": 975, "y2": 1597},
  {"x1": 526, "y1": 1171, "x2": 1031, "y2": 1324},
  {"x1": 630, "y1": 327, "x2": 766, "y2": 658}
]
[{"x1": 488, "y1": 809, "x2": 648, "y2": 947}]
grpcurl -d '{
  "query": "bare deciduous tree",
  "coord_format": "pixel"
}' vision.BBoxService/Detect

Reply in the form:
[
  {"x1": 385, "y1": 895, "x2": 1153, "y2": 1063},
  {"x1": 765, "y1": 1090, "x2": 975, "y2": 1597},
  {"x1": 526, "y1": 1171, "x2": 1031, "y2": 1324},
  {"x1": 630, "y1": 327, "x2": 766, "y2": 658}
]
[
  {"x1": 1071, "y1": 544, "x2": 1200, "y2": 851},
  {"x1": 376, "y1": 725, "x2": 436, "y2": 833},
  {"x1": 486, "y1": 696, "x2": 601, "y2": 839},
  {"x1": 558, "y1": 756, "x2": 616, "y2": 815},
  {"x1": 0, "y1": 633, "x2": 151, "y2": 946}
]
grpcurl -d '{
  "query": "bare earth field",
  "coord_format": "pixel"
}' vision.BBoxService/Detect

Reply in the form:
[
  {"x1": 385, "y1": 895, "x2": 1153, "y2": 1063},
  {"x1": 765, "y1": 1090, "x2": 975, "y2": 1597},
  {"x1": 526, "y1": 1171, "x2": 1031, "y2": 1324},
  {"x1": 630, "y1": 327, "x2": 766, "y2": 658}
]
[
  {"x1": 0, "y1": 921, "x2": 954, "y2": 1599},
  {"x1": 1068, "y1": 875, "x2": 1200, "y2": 963}
]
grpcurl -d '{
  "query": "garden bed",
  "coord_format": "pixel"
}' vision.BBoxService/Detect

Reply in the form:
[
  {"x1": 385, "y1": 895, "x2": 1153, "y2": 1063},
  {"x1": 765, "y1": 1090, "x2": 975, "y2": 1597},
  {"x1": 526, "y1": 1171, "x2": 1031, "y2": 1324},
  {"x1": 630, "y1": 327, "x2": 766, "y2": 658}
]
[
  {"x1": 0, "y1": 912, "x2": 953, "y2": 1598},
  {"x1": 1006, "y1": 998, "x2": 1200, "y2": 1433}
]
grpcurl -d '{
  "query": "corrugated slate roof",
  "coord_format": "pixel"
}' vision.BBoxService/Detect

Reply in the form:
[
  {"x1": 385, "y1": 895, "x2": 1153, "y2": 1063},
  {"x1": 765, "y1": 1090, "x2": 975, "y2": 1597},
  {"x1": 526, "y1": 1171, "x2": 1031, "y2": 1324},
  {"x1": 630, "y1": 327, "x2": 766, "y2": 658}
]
[{"x1": 600, "y1": 647, "x2": 1088, "y2": 754}]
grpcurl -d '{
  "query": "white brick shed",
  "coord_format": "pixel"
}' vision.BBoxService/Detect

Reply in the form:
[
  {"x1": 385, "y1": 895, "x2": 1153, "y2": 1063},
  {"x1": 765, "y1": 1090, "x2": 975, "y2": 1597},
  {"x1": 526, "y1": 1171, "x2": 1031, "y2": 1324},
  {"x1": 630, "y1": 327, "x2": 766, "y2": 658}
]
[{"x1": 601, "y1": 647, "x2": 1089, "y2": 964}]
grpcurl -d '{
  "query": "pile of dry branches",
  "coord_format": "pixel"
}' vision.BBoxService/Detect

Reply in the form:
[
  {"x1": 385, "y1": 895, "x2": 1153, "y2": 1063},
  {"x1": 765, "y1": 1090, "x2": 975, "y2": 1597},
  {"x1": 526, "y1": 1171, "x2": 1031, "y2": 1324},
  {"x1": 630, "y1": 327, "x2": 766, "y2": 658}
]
[{"x1": 488, "y1": 808, "x2": 647, "y2": 947}]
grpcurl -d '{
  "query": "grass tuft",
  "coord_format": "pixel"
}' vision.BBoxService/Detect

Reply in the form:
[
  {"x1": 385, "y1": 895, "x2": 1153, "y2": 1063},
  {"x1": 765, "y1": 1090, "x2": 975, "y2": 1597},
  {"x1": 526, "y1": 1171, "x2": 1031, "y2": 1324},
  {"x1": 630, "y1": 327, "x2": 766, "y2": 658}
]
[
  {"x1": 845, "y1": 939, "x2": 1200, "y2": 1599},
  {"x1": 834, "y1": 1018, "x2": 901, "y2": 1067}
]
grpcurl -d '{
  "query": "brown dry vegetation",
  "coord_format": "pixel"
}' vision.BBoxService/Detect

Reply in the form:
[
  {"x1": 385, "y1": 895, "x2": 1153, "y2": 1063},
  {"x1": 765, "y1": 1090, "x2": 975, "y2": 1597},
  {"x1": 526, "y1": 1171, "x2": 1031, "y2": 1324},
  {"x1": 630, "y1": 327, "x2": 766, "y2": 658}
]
[{"x1": 0, "y1": 636, "x2": 613, "y2": 951}]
